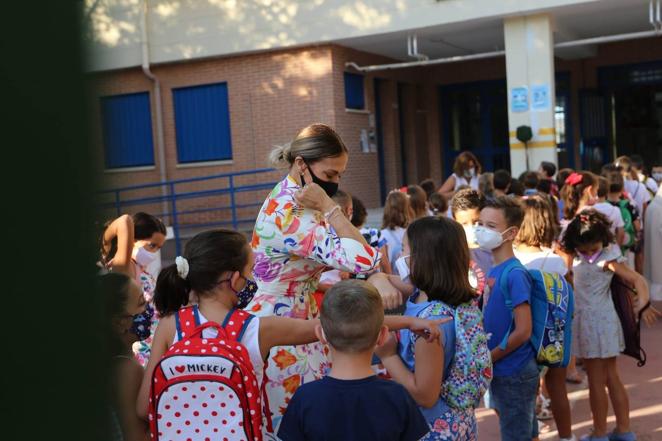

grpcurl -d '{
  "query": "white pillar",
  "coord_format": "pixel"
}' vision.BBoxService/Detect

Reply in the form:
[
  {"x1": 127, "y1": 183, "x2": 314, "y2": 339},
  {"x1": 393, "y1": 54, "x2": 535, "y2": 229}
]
[{"x1": 504, "y1": 14, "x2": 557, "y2": 177}]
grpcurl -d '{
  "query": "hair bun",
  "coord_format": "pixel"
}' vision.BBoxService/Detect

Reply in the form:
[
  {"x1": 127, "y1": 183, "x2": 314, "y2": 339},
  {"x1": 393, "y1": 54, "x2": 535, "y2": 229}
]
[{"x1": 269, "y1": 143, "x2": 292, "y2": 167}]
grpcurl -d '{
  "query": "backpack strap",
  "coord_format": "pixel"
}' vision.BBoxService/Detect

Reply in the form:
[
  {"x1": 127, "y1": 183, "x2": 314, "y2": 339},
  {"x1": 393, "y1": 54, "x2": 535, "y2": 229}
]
[
  {"x1": 497, "y1": 260, "x2": 528, "y2": 350},
  {"x1": 221, "y1": 308, "x2": 255, "y2": 341},
  {"x1": 175, "y1": 305, "x2": 201, "y2": 340}
]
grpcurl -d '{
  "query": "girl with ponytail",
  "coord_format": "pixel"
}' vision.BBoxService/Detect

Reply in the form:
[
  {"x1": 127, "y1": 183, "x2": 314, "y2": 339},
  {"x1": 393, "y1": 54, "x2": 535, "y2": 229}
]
[{"x1": 560, "y1": 171, "x2": 598, "y2": 221}]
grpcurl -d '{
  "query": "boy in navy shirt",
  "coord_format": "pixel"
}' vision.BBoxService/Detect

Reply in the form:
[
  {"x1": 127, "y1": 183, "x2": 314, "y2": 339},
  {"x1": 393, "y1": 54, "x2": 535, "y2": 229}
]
[
  {"x1": 476, "y1": 196, "x2": 538, "y2": 441},
  {"x1": 277, "y1": 280, "x2": 429, "y2": 441}
]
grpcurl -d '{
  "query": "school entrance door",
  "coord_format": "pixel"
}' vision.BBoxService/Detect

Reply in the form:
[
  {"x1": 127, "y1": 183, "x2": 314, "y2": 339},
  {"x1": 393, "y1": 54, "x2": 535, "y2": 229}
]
[{"x1": 439, "y1": 80, "x2": 510, "y2": 177}]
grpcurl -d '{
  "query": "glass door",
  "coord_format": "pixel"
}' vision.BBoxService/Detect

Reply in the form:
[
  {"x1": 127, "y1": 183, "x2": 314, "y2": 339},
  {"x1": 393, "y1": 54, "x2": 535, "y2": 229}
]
[{"x1": 440, "y1": 80, "x2": 510, "y2": 176}]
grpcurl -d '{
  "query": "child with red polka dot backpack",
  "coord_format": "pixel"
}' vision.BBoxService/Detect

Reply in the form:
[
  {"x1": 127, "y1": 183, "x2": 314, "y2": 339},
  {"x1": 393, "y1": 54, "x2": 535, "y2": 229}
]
[{"x1": 137, "y1": 229, "x2": 445, "y2": 440}]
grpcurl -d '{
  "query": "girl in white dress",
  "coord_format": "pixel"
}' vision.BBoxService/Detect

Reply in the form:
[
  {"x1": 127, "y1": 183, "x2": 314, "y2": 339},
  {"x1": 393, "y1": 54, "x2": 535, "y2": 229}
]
[{"x1": 560, "y1": 210, "x2": 659, "y2": 441}]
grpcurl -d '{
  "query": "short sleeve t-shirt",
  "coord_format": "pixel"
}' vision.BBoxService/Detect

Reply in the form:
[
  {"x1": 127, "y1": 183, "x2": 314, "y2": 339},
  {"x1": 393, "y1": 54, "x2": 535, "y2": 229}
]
[
  {"x1": 483, "y1": 257, "x2": 535, "y2": 377},
  {"x1": 624, "y1": 179, "x2": 651, "y2": 216},
  {"x1": 592, "y1": 202, "x2": 625, "y2": 234},
  {"x1": 514, "y1": 248, "x2": 568, "y2": 276},
  {"x1": 277, "y1": 375, "x2": 429, "y2": 441},
  {"x1": 381, "y1": 227, "x2": 406, "y2": 267}
]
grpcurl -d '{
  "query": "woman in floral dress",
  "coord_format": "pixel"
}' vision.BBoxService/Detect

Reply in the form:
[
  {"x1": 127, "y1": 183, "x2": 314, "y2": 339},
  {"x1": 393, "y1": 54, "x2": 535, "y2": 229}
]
[{"x1": 247, "y1": 124, "x2": 380, "y2": 436}]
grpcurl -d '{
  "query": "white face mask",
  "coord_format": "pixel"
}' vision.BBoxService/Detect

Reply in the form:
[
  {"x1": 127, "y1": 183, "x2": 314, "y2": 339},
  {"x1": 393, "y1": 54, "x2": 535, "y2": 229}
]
[
  {"x1": 464, "y1": 167, "x2": 476, "y2": 179},
  {"x1": 463, "y1": 225, "x2": 477, "y2": 247},
  {"x1": 395, "y1": 254, "x2": 410, "y2": 281},
  {"x1": 133, "y1": 246, "x2": 157, "y2": 267},
  {"x1": 653, "y1": 172, "x2": 662, "y2": 183},
  {"x1": 474, "y1": 226, "x2": 512, "y2": 251}
]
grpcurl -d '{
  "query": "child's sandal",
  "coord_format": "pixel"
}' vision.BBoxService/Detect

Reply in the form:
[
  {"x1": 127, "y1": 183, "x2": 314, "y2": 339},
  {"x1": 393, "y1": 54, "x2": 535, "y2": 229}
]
[{"x1": 536, "y1": 406, "x2": 553, "y2": 421}]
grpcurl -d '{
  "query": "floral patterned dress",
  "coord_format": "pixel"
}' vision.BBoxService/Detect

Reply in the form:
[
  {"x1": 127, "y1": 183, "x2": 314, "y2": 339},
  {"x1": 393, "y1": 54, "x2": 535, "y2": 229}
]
[{"x1": 247, "y1": 175, "x2": 379, "y2": 436}]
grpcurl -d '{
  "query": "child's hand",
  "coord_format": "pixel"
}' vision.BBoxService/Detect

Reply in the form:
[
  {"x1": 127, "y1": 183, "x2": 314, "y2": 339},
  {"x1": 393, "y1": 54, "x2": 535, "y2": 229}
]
[
  {"x1": 374, "y1": 332, "x2": 398, "y2": 359},
  {"x1": 368, "y1": 273, "x2": 403, "y2": 310},
  {"x1": 409, "y1": 317, "x2": 452, "y2": 343},
  {"x1": 640, "y1": 304, "x2": 661, "y2": 327}
]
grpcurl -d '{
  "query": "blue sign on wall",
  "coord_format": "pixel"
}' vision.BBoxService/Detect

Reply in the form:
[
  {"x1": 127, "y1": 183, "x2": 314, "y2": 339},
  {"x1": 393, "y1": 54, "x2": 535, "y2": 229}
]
[
  {"x1": 511, "y1": 86, "x2": 528, "y2": 112},
  {"x1": 531, "y1": 84, "x2": 551, "y2": 111}
]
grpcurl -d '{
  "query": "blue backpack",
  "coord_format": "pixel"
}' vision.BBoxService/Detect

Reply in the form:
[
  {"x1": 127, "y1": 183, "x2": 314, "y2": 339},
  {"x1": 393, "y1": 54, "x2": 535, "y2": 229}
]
[{"x1": 498, "y1": 261, "x2": 574, "y2": 367}]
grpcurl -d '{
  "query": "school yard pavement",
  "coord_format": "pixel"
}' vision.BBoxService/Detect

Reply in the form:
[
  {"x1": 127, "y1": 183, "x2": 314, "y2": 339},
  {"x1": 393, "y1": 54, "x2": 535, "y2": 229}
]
[{"x1": 477, "y1": 300, "x2": 662, "y2": 440}]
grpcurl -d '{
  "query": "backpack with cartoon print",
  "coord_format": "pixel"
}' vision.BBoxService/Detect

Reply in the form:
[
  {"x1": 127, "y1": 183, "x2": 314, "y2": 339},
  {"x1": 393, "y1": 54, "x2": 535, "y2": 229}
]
[
  {"x1": 418, "y1": 301, "x2": 492, "y2": 410},
  {"x1": 149, "y1": 305, "x2": 269, "y2": 441},
  {"x1": 499, "y1": 262, "x2": 574, "y2": 367}
]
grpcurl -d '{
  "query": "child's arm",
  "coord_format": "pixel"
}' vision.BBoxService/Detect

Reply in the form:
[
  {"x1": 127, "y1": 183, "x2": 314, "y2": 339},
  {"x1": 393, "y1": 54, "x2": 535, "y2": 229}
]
[
  {"x1": 633, "y1": 218, "x2": 642, "y2": 233},
  {"x1": 136, "y1": 316, "x2": 176, "y2": 420},
  {"x1": 379, "y1": 244, "x2": 393, "y2": 274},
  {"x1": 375, "y1": 332, "x2": 444, "y2": 408},
  {"x1": 104, "y1": 214, "x2": 135, "y2": 278},
  {"x1": 383, "y1": 315, "x2": 450, "y2": 343},
  {"x1": 555, "y1": 246, "x2": 574, "y2": 286},
  {"x1": 258, "y1": 314, "x2": 449, "y2": 360},
  {"x1": 490, "y1": 303, "x2": 532, "y2": 363},
  {"x1": 615, "y1": 227, "x2": 625, "y2": 246},
  {"x1": 607, "y1": 260, "x2": 661, "y2": 327},
  {"x1": 386, "y1": 274, "x2": 415, "y2": 297},
  {"x1": 258, "y1": 317, "x2": 320, "y2": 360},
  {"x1": 114, "y1": 359, "x2": 150, "y2": 441}
]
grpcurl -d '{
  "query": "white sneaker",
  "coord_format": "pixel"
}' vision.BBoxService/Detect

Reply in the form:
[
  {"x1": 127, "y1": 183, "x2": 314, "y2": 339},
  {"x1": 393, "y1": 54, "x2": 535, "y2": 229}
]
[{"x1": 560, "y1": 435, "x2": 577, "y2": 441}]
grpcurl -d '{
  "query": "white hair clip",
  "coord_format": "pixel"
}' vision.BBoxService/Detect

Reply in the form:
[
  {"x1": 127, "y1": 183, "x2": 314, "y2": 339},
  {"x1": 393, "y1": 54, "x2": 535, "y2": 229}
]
[{"x1": 175, "y1": 256, "x2": 189, "y2": 279}]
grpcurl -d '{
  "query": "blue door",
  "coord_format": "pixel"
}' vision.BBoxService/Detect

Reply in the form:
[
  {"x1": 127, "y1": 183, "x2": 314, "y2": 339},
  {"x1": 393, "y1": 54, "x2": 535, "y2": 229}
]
[{"x1": 439, "y1": 80, "x2": 510, "y2": 177}]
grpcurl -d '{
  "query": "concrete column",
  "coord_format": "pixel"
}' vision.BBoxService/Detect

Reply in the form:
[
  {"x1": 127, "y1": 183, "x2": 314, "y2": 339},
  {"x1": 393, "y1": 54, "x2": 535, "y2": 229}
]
[{"x1": 504, "y1": 14, "x2": 557, "y2": 177}]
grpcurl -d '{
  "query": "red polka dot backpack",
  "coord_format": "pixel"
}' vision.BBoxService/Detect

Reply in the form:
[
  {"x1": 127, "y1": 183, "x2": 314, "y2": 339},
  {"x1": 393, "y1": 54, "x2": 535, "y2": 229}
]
[{"x1": 149, "y1": 305, "x2": 270, "y2": 441}]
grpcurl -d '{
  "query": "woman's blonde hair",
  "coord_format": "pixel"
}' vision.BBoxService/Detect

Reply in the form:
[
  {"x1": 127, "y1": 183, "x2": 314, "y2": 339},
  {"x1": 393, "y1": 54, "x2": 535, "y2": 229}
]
[
  {"x1": 269, "y1": 123, "x2": 348, "y2": 168},
  {"x1": 382, "y1": 191, "x2": 411, "y2": 230}
]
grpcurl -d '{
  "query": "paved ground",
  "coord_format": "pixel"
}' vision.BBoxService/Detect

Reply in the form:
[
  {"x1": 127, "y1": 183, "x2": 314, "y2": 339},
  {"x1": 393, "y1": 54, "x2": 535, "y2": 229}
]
[{"x1": 477, "y1": 299, "x2": 662, "y2": 440}]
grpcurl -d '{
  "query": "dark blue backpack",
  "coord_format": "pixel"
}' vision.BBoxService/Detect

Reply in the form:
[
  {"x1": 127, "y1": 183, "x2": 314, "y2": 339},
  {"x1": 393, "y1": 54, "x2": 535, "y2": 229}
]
[{"x1": 498, "y1": 260, "x2": 574, "y2": 367}]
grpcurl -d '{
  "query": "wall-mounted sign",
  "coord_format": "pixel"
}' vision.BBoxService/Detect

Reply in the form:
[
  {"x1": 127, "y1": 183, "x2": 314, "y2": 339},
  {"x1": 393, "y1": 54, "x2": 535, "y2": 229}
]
[
  {"x1": 531, "y1": 84, "x2": 551, "y2": 111},
  {"x1": 511, "y1": 86, "x2": 528, "y2": 112}
]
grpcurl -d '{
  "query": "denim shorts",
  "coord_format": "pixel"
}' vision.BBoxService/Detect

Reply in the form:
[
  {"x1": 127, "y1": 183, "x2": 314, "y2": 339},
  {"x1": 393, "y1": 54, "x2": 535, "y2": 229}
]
[{"x1": 489, "y1": 357, "x2": 540, "y2": 441}]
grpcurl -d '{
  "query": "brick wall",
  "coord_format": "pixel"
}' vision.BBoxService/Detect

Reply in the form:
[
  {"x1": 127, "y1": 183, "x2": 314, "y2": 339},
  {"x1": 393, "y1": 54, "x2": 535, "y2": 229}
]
[{"x1": 88, "y1": 36, "x2": 662, "y2": 225}]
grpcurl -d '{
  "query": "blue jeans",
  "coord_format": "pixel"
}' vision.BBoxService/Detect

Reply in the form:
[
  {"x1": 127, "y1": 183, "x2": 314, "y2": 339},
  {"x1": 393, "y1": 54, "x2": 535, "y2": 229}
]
[{"x1": 490, "y1": 357, "x2": 540, "y2": 441}]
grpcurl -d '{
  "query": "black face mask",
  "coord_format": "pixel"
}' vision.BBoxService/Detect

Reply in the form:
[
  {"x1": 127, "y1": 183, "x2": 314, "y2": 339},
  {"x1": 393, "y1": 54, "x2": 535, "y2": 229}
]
[{"x1": 300, "y1": 162, "x2": 339, "y2": 198}]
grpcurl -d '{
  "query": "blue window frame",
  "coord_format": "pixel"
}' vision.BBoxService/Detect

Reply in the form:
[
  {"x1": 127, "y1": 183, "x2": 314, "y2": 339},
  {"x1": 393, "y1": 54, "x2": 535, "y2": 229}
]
[
  {"x1": 173, "y1": 82, "x2": 233, "y2": 163},
  {"x1": 100, "y1": 92, "x2": 155, "y2": 169},
  {"x1": 344, "y1": 72, "x2": 365, "y2": 110}
]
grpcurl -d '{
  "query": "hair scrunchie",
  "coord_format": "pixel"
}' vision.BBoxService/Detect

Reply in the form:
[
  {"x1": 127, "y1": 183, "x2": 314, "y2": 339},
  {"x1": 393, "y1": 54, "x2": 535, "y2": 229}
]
[
  {"x1": 175, "y1": 256, "x2": 189, "y2": 279},
  {"x1": 565, "y1": 172, "x2": 583, "y2": 186}
]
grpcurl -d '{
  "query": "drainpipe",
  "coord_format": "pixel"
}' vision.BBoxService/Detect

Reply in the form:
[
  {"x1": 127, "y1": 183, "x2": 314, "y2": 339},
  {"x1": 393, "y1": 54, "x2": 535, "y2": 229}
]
[
  {"x1": 650, "y1": 0, "x2": 662, "y2": 32},
  {"x1": 141, "y1": 0, "x2": 169, "y2": 218}
]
